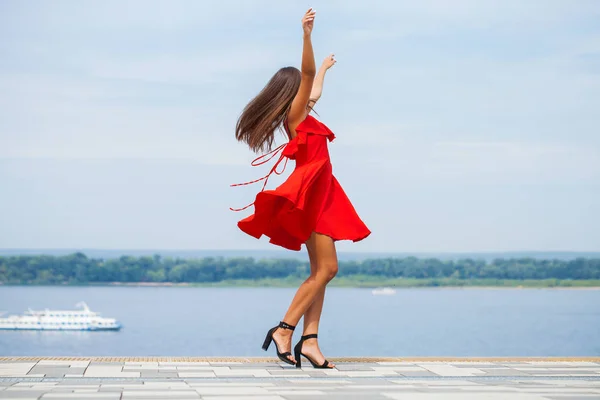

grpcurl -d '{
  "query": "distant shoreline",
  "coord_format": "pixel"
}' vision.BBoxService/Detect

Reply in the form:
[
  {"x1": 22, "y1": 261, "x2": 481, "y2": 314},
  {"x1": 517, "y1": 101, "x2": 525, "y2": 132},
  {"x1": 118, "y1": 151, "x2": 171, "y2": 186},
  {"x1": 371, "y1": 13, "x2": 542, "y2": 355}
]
[
  {"x1": 2, "y1": 248, "x2": 600, "y2": 262},
  {"x1": 2, "y1": 279, "x2": 600, "y2": 289},
  {"x1": 3, "y1": 254, "x2": 598, "y2": 287}
]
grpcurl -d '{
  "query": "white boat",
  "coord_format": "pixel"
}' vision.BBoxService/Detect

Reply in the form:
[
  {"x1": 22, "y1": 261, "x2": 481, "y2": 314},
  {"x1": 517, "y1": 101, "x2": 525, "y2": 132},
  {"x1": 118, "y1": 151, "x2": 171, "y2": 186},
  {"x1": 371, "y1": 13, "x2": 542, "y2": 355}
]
[
  {"x1": 0, "y1": 302, "x2": 121, "y2": 331},
  {"x1": 372, "y1": 287, "x2": 397, "y2": 295}
]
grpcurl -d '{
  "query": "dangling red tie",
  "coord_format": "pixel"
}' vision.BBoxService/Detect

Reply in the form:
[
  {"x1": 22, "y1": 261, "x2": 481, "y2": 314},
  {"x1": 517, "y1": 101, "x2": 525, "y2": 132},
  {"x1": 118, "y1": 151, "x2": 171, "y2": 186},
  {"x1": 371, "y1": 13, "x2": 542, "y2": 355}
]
[{"x1": 230, "y1": 143, "x2": 290, "y2": 211}]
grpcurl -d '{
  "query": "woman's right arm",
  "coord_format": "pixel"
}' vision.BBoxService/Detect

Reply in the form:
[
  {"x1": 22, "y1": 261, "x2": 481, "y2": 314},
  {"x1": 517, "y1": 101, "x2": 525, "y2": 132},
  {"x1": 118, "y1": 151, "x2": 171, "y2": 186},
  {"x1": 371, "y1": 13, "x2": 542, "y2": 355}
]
[{"x1": 287, "y1": 8, "x2": 317, "y2": 131}]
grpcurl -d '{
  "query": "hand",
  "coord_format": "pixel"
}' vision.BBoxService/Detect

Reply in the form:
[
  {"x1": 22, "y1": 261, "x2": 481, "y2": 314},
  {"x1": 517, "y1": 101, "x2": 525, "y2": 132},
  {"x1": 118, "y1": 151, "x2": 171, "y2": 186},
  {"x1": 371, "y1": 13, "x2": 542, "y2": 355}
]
[
  {"x1": 302, "y1": 8, "x2": 316, "y2": 36},
  {"x1": 322, "y1": 54, "x2": 336, "y2": 69}
]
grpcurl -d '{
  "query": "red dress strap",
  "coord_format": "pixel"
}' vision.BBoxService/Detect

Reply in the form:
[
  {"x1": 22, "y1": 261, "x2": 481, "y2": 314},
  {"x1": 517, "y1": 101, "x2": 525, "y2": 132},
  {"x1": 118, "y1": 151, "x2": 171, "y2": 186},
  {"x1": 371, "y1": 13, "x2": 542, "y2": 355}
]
[{"x1": 229, "y1": 143, "x2": 290, "y2": 212}]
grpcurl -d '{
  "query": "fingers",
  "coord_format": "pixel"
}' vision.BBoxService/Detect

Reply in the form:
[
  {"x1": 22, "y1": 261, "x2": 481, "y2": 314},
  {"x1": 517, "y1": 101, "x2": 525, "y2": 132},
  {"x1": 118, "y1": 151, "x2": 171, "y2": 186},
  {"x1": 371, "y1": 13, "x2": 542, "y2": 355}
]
[
  {"x1": 324, "y1": 54, "x2": 336, "y2": 66},
  {"x1": 303, "y1": 7, "x2": 316, "y2": 21}
]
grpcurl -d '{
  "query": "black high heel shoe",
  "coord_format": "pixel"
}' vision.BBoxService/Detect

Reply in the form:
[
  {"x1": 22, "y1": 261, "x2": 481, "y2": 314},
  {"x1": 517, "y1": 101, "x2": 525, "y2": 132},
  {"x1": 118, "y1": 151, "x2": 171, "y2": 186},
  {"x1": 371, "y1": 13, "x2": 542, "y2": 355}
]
[
  {"x1": 262, "y1": 321, "x2": 296, "y2": 366},
  {"x1": 293, "y1": 333, "x2": 332, "y2": 369}
]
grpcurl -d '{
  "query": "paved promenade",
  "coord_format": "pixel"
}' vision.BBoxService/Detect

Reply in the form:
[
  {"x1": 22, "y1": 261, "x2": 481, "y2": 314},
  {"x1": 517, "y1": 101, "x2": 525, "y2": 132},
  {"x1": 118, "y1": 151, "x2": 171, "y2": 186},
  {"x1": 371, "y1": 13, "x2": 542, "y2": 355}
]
[{"x1": 0, "y1": 357, "x2": 599, "y2": 399}]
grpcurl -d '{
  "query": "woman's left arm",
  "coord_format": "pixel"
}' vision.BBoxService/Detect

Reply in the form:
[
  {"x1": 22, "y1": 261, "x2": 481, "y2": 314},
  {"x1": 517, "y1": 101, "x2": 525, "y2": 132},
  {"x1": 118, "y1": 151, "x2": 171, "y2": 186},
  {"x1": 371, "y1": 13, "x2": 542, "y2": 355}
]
[{"x1": 308, "y1": 54, "x2": 336, "y2": 108}]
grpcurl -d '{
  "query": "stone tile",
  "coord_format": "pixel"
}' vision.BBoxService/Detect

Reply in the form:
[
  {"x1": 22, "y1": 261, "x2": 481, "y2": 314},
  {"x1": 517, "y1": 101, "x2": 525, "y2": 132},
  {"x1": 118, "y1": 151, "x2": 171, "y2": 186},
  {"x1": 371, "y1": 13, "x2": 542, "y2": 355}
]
[
  {"x1": 0, "y1": 362, "x2": 36, "y2": 367},
  {"x1": 208, "y1": 362, "x2": 243, "y2": 365},
  {"x1": 264, "y1": 385, "x2": 343, "y2": 391},
  {"x1": 396, "y1": 371, "x2": 440, "y2": 377},
  {"x1": 518, "y1": 388, "x2": 600, "y2": 394},
  {"x1": 35, "y1": 361, "x2": 72, "y2": 365},
  {"x1": 347, "y1": 371, "x2": 399, "y2": 377},
  {"x1": 298, "y1": 371, "x2": 329, "y2": 377},
  {"x1": 11, "y1": 383, "x2": 58, "y2": 388},
  {"x1": 420, "y1": 365, "x2": 486, "y2": 376},
  {"x1": 513, "y1": 367, "x2": 553, "y2": 371},
  {"x1": 525, "y1": 362, "x2": 600, "y2": 367},
  {"x1": 35, "y1": 361, "x2": 90, "y2": 368},
  {"x1": 194, "y1": 387, "x2": 271, "y2": 395},
  {"x1": 515, "y1": 379, "x2": 600, "y2": 387},
  {"x1": 332, "y1": 364, "x2": 377, "y2": 371},
  {"x1": 158, "y1": 362, "x2": 210, "y2": 366},
  {"x1": 230, "y1": 363, "x2": 283, "y2": 368},
  {"x1": 382, "y1": 394, "x2": 547, "y2": 399},
  {"x1": 376, "y1": 362, "x2": 418, "y2": 365},
  {"x1": 124, "y1": 363, "x2": 158, "y2": 367},
  {"x1": 286, "y1": 379, "x2": 351, "y2": 384},
  {"x1": 0, "y1": 365, "x2": 34, "y2": 375},
  {"x1": 54, "y1": 385, "x2": 101, "y2": 389},
  {"x1": 349, "y1": 384, "x2": 421, "y2": 391},
  {"x1": 451, "y1": 363, "x2": 503, "y2": 368},
  {"x1": 390, "y1": 379, "x2": 482, "y2": 386},
  {"x1": 121, "y1": 390, "x2": 200, "y2": 398},
  {"x1": 290, "y1": 396, "x2": 391, "y2": 400},
  {"x1": 139, "y1": 372, "x2": 179, "y2": 378},
  {"x1": 177, "y1": 372, "x2": 216, "y2": 378},
  {"x1": 121, "y1": 368, "x2": 160, "y2": 372},
  {"x1": 187, "y1": 382, "x2": 276, "y2": 387},
  {"x1": 525, "y1": 370, "x2": 599, "y2": 375},
  {"x1": 86, "y1": 363, "x2": 123, "y2": 367},
  {"x1": 41, "y1": 394, "x2": 121, "y2": 399},
  {"x1": 156, "y1": 367, "x2": 178, "y2": 372},
  {"x1": 100, "y1": 383, "x2": 189, "y2": 390},
  {"x1": 456, "y1": 385, "x2": 522, "y2": 393},
  {"x1": 212, "y1": 369, "x2": 271, "y2": 378},
  {"x1": 0, "y1": 391, "x2": 49, "y2": 399},
  {"x1": 84, "y1": 373, "x2": 140, "y2": 378},
  {"x1": 125, "y1": 367, "x2": 179, "y2": 372},
  {"x1": 372, "y1": 366, "x2": 430, "y2": 372},
  {"x1": 202, "y1": 397, "x2": 284, "y2": 400},
  {"x1": 479, "y1": 368, "x2": 533, "y2": 376},
  {"x1": 265, "y1": 370, "x2": 311, "y2": 376},
  {"x1": 29, "y1": 367, "x2": 86, "y2": 378},
  {"x1": 269, "y1": 390, "x2": 326, "y2": 395},
  {"x1": 83, "y1": 366, "x2": 139, "y2": 378}
]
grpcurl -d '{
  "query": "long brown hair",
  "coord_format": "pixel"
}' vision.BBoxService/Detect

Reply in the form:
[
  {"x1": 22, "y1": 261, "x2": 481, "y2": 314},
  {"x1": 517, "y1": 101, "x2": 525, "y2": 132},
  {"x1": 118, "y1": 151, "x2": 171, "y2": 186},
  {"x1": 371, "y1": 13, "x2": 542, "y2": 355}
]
[{"x1": 235, "y1": 66, "x2": 301, "y2": 153}]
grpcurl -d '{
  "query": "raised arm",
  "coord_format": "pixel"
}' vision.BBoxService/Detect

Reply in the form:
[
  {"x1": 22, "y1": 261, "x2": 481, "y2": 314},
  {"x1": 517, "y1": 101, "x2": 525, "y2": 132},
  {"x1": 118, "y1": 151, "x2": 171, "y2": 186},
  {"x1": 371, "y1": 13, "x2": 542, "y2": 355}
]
[
  {"x1": 308, "y1": 54, "x2": 336, "y2": 109},
  {"x1": 287, "y1": 8, "x2": 317, "y2": 132}
]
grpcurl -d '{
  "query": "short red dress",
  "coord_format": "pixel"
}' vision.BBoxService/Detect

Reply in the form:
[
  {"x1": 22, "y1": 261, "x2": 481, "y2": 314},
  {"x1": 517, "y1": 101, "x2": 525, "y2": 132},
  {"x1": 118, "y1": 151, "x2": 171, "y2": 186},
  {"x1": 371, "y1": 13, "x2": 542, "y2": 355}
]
[{"x1": 231, "y1": 114, "x2": 371, "y2": 251}]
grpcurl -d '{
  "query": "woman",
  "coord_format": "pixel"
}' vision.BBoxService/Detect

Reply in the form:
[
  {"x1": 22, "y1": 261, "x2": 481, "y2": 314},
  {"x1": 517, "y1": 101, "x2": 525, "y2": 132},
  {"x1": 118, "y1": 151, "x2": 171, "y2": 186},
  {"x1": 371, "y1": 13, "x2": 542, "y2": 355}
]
[{"x1": 232, "y1": 8, "x2": 370, "y2": 368}]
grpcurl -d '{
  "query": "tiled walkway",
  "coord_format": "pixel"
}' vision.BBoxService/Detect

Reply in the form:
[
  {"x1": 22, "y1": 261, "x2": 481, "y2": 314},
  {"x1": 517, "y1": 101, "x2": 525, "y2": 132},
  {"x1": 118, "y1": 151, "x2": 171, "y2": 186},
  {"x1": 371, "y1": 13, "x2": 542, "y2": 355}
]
[{"x1": 0, "y1": 358, "x2": 599, "y2": 399}]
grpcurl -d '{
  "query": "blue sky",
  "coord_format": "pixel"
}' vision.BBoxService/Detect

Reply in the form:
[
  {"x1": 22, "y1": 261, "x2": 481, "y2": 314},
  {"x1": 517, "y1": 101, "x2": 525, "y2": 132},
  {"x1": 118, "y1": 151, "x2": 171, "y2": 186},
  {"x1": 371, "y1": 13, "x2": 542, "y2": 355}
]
[{"x1": 1, "y1": 0, "x2": 599, "y2": 252}]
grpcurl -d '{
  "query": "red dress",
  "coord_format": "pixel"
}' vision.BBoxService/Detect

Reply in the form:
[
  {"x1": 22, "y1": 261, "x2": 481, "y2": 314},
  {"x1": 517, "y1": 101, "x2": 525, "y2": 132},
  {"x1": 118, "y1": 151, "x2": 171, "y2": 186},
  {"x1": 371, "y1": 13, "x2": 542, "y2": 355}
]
[{"x1": 231, "y1": 115, "x2": 371, "y2": 251}]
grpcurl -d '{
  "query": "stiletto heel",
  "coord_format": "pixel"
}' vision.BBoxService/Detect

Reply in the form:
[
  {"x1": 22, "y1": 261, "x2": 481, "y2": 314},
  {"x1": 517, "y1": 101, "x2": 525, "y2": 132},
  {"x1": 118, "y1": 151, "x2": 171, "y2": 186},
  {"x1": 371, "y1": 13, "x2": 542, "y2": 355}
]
[
  {"x1": 294, "y1": 333, "x2": 332, "y2": 369},
  {"x1": 262, "y1": 330, "x2": 274, "y2": 351},
  {"x1": 261, "y1": 321, "x2": 296, "y2": 366},
  {"x1": 294, "y1": 342, "x2": 302, "y2": 369}
]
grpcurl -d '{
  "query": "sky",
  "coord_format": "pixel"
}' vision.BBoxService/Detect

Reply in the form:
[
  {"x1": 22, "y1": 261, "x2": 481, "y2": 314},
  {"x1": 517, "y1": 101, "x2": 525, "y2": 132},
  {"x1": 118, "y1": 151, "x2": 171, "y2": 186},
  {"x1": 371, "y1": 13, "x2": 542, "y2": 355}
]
[{"x1": 1, "y1": 0, "x2": 599, "y2": 253}]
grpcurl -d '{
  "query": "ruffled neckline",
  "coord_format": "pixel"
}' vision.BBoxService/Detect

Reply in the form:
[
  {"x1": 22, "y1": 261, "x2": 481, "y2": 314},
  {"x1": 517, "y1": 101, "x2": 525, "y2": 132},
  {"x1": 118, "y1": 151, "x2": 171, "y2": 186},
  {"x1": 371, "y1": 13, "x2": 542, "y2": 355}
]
[{"x1": 294, "y1": 115, "x2": 336, "y2": 141}]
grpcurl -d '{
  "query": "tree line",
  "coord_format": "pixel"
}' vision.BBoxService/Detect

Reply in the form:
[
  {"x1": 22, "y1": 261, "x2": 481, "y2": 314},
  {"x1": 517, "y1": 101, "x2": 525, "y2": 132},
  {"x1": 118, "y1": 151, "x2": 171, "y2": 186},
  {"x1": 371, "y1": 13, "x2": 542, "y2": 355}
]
[{"x1": 0, "y1": 253, "x2": 599, "y2": 284}]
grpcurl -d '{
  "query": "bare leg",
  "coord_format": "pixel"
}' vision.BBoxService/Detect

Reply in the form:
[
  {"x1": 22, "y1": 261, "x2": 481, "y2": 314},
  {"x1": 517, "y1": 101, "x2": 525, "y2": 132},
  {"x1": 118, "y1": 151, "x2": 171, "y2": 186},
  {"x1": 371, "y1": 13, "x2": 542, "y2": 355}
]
[
  {"x1": 301, "y1": 237, "x2": 336, "y2": 367},
  {"x1": 272, "y1": 232, "x2": 338, "y2": 364}
]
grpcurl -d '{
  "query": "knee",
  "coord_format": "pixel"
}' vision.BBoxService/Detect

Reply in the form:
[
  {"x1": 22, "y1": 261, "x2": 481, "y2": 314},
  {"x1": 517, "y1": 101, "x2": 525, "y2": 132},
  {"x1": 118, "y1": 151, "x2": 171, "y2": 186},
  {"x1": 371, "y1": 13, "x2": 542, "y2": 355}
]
[{"x1": 315, "y1": 261, "x2": 338, "y2": 283}]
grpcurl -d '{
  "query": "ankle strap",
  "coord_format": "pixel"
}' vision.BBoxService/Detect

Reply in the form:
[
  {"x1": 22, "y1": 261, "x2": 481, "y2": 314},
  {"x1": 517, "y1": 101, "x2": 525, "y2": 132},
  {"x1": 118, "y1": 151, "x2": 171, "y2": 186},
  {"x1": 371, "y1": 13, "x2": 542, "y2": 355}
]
[
  {"x1": 278, "y1": 321, "x2": 296, "y2": 331},
  {"x1": 301, "y1": 333, "x2": 318, "y2": 340}
]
